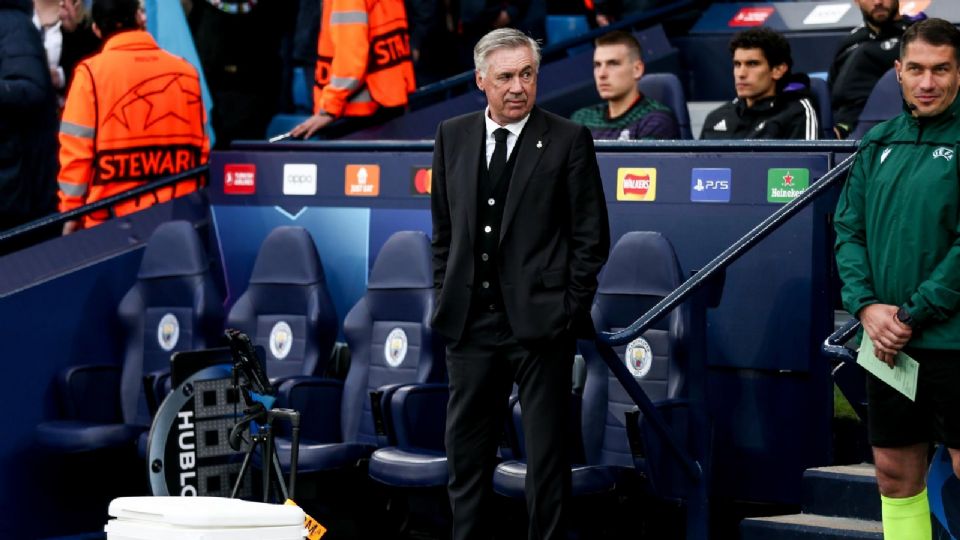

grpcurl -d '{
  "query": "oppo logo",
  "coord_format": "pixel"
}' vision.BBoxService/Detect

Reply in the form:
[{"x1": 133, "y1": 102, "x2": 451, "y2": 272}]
[{"x1": 283, "y1": 163, "x2": 317, "y2": 195}]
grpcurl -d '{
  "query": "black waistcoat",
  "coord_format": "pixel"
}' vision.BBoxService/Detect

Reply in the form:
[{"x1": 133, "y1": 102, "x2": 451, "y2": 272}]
[{"x1": 471, "y1": 127, "x2": 524, "y2": 311}]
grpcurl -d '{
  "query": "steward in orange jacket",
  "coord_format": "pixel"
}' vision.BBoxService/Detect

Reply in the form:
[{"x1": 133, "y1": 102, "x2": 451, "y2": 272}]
[
  {"x1": 58, "y1": 0, "x2": 209, "y2": 232},
  {"x1": 291, "y1": 0, "x2": 416, "y2": 139}
]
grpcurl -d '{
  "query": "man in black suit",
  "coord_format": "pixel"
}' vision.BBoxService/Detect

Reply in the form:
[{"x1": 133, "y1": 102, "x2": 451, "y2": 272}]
[{"x1": 430, "y1": 27, "x2": 610, "y2": 540}]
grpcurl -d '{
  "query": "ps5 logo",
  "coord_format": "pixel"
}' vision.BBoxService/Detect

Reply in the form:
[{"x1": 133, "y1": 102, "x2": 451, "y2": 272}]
[
  {"x1": 690, "y1": 168, "x2": 732, "y2": 203},
  {"x1": 693, "y1": 178, "x2": 730, "y2": 191}
]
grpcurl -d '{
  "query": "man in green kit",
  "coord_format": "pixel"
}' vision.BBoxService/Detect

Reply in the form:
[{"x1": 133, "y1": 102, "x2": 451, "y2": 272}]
[{"x1": 835, "y1": 17, "x2": 960, "y2": 540}]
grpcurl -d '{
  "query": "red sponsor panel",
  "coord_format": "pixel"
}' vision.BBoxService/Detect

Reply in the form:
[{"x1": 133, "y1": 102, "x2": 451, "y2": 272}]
[
  {"x1": 224, "y1": 164, "x2": 256, "y2": 195},
  {"x1": 729, "y1": 6, "x2": 775, "y2": 27}
]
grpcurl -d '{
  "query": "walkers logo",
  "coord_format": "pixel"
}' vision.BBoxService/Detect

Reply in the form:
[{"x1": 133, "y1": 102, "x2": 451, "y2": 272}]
[
  {"x1": 345, "y1": 164, "x2": 380, "y2": 196},
  {"x1": 95, "y1": 145, "x2": 200, "y2": 184},
  {"x1": 617, "y1": 168, "x2": 656, "y2": 201},
  {"x1": 410, "y1": 166, "x2": 432, "y2": 196},
  {"x1": 283, "y1": 163, "x2": 317, "y2": 195},
  {"x1": 767, "y1": 168, "x2": 809, "y2": 203},
  {"x1": 224, "y1": 164, "x2": 256, "y2": 195},
  {"x1": 729, "y1": 6, "x2": 774, "y2": 27},
  {"x1": 691, "y1": 168, "x2": 731, "y2": 203},
  {"x1": 933, "y1": 147, "x2": 954, "y2": 161}
]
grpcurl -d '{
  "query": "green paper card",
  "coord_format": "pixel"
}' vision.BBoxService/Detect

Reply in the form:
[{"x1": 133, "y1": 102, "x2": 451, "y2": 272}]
[{"x1": 856, "y1": 335, "x2": 919, "y2": 401}]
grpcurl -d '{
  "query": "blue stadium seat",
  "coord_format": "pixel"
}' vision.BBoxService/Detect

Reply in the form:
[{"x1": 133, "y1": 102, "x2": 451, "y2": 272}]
[
  {"x1": 35, "y1": 221, "x2": 224, "y2": 453},
  {"x1": 226, "y1": 226, "x2": 338, "y2": 382},
  {"x1": 851, "y1": 68, "x2": 900, "y2": 139},
  {"x1": 492, "y1": 231, "x2": 689, "y2": 503},
  {"x1": 807, "y1": 76, "x2": 834, "y2": 139},
  {"x1": 639, "y1": 73, "x2": 692, "y2": 139},
  {"x1": 545, "y1": 15, "x2": 592, "y2": 55},
  {"x1": 273, "y1": 231, "x2": 445, "y2": 473}
]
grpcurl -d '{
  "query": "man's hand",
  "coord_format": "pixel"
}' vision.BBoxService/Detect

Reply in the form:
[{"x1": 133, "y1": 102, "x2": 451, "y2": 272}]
[
  {"x1": 62, "y1": 220, "x2": 79, "y2": 236},
  {"x1": 59, "y1": 0, "x2": 82, "y2": 32},
  {"x1": 860, "y1": 303, "x2": 912, "y2": 367},
  {"x1": 290, "y1": 113, "x2": 334, "y2": 139}
]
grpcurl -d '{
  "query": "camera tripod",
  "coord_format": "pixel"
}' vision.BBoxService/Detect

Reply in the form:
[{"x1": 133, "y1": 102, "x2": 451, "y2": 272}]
[{"x1": 229, "y1": 400, "x2": 302, "y2": 503}]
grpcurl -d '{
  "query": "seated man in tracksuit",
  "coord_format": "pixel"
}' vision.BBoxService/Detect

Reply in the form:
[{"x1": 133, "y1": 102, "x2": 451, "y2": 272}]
[{"x1": 700, "y1": 27, "x2": 819, "y2": 140}]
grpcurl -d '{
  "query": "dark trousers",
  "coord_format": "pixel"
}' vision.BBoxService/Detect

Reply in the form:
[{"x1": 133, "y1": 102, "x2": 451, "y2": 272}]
[{"x1": 445, "y1": 307, "x2": 574, "y2": 540}]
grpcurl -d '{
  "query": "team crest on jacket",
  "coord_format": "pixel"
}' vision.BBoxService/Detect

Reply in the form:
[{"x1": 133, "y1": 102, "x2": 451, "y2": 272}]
[
  {"x1": 933, "y1": 147, "x2": 954, "y2": 161},
  {"x1": 157, "y1": 313, "x2": 180, "y2": 351},
  {"x1": 880, "y1": 147, "x2": 892, "y2": 164},
  {"x1": 269, "y1": 321, "x2": 293, "y2": 360},
  {"x1": 625, "y1": 337, "x2": 653, "y2": 378},
  {"x1": 384, "y1": 328, "x2": 408, "y2": 367}
]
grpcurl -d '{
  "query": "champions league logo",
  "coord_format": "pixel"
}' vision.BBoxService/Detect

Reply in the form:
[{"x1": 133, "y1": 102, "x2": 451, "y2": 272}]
[
  {"x1": 384, "y1": 328, "x2": 408, "y2": 368},
  {"x1": 269, "y1": 321, "x2": 293, "y2": 360},
  {"x1": 157, "y1": 313, "x2": 180, "y2": 352},
  {"x1": 625, "y1": 337, "x2": 653, "y2": 378}
]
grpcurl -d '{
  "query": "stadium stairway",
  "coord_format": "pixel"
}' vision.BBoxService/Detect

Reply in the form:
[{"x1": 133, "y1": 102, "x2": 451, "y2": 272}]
[{"x1": 740, "y1": 464, "x2": 882, "y2": 539}]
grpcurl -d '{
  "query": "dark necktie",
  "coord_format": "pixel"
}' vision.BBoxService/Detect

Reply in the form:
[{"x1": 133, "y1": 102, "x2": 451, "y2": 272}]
[{"x1": 488, "y1": 127, "x2": 509, "y2": 185}]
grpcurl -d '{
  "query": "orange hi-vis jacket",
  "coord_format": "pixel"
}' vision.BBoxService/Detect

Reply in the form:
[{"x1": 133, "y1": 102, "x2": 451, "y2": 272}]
[
  {"x1": 58, "y1": 30, "x2": 209, "y2": 228},
  {"x1": 314, "y1": 0, "x2": 416, "y2": 118}
]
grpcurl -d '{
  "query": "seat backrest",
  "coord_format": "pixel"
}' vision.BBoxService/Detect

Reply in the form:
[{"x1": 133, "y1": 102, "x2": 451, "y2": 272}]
[
  {"x1": 638, "y1": 73, "x2": 691, "y2": 139},
  {"x1": 851, "y1": 68, "x2": 900, "y2": 139},
  {"x1": 118, "y1": 221, "x2": 224, "y2": 425},
  {"x1": 226, "y1": 226, "x2": 338, "y2": 381},
  {"x1": 340, "y1": 231, "x2": 445, "y2": 445},
  {"x1": 807, "y1": 76, "x2": 834, "y2": 139},
  {"x1": 579, "y1": 231, "x2": 687, "y2": 467}
]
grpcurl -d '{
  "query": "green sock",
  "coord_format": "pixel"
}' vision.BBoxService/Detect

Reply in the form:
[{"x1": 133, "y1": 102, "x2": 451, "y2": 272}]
[{"x1": 881, "y1": 488, "x2": 931, "y2": 540}]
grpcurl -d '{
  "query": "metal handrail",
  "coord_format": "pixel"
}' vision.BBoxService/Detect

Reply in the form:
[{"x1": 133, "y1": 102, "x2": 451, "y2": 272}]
[
  {"x1": 592, "y1": 150, "x2": 859, "y2": 484},
  {"x1": 409, "y1": 0, "x2": 699, "y2": 104},
  {"x1": 822, "y1": 318, "x2": 861, "y2": 363},
  {"x1": 0, "y1": 165, "x2": 209, "y2": 246},
  {"x1": 601, "y1": 151, "x2": 858, "y2": 346}
]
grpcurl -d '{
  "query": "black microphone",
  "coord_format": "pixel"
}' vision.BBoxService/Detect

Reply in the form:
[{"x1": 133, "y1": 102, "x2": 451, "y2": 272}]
[{"x1": 907, "y1": 102, "x2": 918, "y2": 111}]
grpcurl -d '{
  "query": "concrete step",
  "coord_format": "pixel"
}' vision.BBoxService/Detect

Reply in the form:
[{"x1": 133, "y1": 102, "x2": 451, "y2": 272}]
[
  {"x1": 740, "y1": 513, "x2": 882, "y2": 540},
  {"x1": 803, "y1": 464, "x2": 880, "y2": 521}
]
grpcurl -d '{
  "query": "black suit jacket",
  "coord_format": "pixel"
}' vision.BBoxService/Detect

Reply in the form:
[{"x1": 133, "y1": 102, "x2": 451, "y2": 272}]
[{"x1": 430, "y1": 106, "x2": 610, "y2": 343}]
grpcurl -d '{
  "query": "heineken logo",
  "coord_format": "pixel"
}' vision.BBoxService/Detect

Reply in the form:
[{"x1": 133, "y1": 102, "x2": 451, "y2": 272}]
[{"x1": 767, "y1": 168, "x2": 809, "y2": 203}]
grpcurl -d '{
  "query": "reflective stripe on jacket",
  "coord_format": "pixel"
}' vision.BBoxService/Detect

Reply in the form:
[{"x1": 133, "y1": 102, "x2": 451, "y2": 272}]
[
  {"x1": 58, "y1": 30, "x2": 209, "y2": 228},
  {"x1": 313, "y1": 0, "x2": 416, "y2": 118}
]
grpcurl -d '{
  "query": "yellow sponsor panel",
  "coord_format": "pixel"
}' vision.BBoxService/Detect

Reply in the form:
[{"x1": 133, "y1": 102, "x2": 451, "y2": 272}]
[{"x1": 617, "y1": 168, "x2": 657, "y2": 201}]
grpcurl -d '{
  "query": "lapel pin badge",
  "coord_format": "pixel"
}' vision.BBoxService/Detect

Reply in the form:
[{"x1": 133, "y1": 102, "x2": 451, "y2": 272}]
[{"x1": 536, "y1": 140, "x2": 543, "y2": 149}]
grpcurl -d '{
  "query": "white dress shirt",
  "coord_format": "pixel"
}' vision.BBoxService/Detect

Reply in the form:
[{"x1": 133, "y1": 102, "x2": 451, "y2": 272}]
[{"x1": 484, "y1": 107, "x2": 531, "y2": 168}]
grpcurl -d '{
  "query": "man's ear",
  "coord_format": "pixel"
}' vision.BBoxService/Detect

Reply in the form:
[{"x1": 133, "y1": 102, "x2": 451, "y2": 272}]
[
  {"x1": 633, "y1": 59, "x2": 645, "y2": 82},
  {"x1": 770, "y1": 62, "x2": 788, "y2": 82},
  {"x1": 475, "y1": 70, "x2": 484, "y2": 92},
  {"x1": 894, "y1": 59, "x2": 903, "y2": 83}
]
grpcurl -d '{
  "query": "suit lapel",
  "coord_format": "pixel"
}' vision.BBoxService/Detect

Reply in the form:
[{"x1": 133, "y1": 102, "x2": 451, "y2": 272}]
[
  {"x1": 462, "y1": 112, "x2": 484, "y2": 246},
  {"x1": 500, "y1": 107, "x2": 549, "y2": 245}
]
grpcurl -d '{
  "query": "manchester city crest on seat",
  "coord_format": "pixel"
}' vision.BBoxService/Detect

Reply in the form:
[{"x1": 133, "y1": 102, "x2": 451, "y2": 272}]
[
  {"x1": 269, "y1": 321, "x2": 293, "y2": 360},
  {"x1": 157, "y1": 313, "x2": 180, "y2": 351},
  {"x1": 625, "y1": 337, "x2": 653, "y2": 378},
  {"x1": 384, "y1": 328, "x2": 408, "y2": 368}
]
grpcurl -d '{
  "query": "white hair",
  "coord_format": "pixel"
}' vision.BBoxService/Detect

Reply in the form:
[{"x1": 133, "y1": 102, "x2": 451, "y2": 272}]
[{"x1": 474, "y1": 28, "x2": 541, "y2": 76}]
